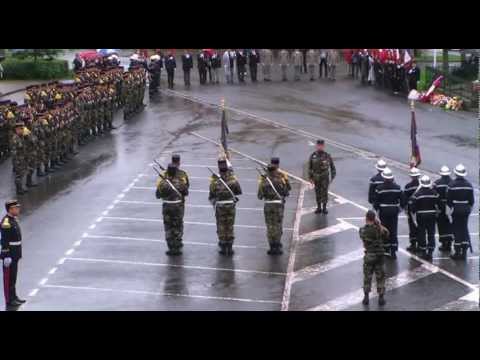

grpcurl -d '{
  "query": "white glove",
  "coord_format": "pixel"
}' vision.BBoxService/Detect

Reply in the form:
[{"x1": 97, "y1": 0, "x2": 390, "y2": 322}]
[{"x1": 3, "y1": 257, "x2": 12, "y2": 268}]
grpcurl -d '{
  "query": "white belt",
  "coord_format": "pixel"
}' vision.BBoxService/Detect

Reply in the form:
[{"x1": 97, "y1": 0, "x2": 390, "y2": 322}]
[
  {"x1": 265, "y1": 200, "x2": 283, "y2": 204},
  {"x1": 216, "y1": 200, "x2": 235, "y2": 205},
  {"x1": 163, "y1": 200, "x2": 182, "y2": 204},
  {"x1": 9, "y1": 241, "x2": 21, "y2": 246},
  {"x1": 453, "y1": 200, "x2": 469, "y2": 204}
]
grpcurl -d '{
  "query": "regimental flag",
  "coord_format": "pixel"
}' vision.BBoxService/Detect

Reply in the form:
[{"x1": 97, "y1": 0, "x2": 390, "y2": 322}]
[
  {"x1": 410, "y1": 101, "x2": 421, "y2": 167},
  {"x1": 219, "y1": 99, "x2": 232, "y2": 167}
]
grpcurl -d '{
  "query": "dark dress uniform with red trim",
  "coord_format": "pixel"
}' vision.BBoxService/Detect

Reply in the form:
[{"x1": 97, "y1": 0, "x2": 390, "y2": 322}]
[{"x1": 1, "y1": 201, "x2": 24, "y2": 308}]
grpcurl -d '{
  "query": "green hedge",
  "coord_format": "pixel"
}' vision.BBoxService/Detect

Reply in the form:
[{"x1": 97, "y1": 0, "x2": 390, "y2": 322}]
[{"x1": 1, "y1": 58, "x2": 72, "y2": 80}]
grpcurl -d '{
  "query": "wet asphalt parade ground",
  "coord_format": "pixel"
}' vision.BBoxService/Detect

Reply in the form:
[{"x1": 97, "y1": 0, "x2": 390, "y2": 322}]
[{"x1": 1, "y1": 65, "x2": 478, "y2": 311}]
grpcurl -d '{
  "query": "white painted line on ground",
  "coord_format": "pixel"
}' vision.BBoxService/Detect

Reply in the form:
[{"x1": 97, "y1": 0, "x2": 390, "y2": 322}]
[
  {"x1": 39, "y1": 278, "x2": 49, "y2": 286},
  {"x1": 150, "y1": 163, "x2": 256, "y2": 170},
  {"x1": 433, "y1": 287, "x2": 479, "y2": 311},
  {"x1": 82, "y1": 232, "x2": 88, "y2": 238},
  {"x1": 83, "y1": 234, "x2": 269, "y2": 249},
  {"x1": 130, "y1": 186, "x2": 257, "y2": 196},
  {"x1": 88, "y1": 224, "x2": 96, "y2": 229},
  {"x1": 102, "y1": 216, "x2": 293, "y2": 231},
  {"x1": 113, "y1": 199, "x2": 120, "y2": 204},
  {"x1": 398, "y1": 233, "x2": 479, "y2": 238},
  {"x1": 117, "y1": 193, "x2": 125, "y2": 199},
  {"x1": 74, "y1": 240, "x2": 82, "y2": 247},
  {"x1": 28, "y1": 288, "x2": 39, "y2": 297},
  {"x1": 42, "y1": 284, "x2": 281, "y2": 305},
  {"x1": 48, "y1": 267, "x2": 58, "y2": 275},
  {"x1": 96, "y1": 217, "x2": 103, "y2": 223},
  {"x1": 170, "y1": 90, "x2": 478, "y2": 194},
  {"x1": 299, "y1": 221, "x2": 356, "y2": 243},
  {"x1": 57, "y1": 258, "x2": 66, "y2": 265},
  {"x1": 143, "y1": 175, "x2": 260, "y2": 182},
  {"x1": 65, "y1": 257, "x2": 286, "y2": 276},
  {"x1": 307, "y1": 264, "x2": 434, "y2": 311},
  {"x1": 117, "y1": 200, "x2": 265, "y2": 211},
  {"x1": 65, "y1": 249, "x2": 75, "y2": 256},
  {"x1": 281, "y1": 184, "x2": 307, "y2": 311},
  {"x1": 433, "y1": 256, "x2": 478, "y2": 261},
  {"x1": 292, "y1": 249, "x2": 365, "y2": 284}
]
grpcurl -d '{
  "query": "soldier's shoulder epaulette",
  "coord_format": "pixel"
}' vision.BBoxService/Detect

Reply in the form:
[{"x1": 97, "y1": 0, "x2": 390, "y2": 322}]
[{"x1": 1, "y1": 216, "x2": 11, "y2": 229}]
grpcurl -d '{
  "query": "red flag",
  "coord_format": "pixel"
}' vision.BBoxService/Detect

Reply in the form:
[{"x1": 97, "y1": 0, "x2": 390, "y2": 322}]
[{"x1": 410, "y1": 102, "x2": 421, "y2": 167}]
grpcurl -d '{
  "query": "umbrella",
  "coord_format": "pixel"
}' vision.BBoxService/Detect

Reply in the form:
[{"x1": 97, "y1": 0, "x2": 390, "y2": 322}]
[
  {"x1": 203, "y1": 49, "x2": 214, "y2": 57},
  {"x1": 78, "y1": 50, "x2": 100, "y2": 61},
  {"x1": 97, "y1": 49, "x2": 118, "y2": 57}
]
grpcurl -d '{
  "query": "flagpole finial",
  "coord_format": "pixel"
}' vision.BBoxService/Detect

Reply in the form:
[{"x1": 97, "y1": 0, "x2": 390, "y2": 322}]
[{"x1": 221, "y1": 98, "x2": 225, "y2": 108}]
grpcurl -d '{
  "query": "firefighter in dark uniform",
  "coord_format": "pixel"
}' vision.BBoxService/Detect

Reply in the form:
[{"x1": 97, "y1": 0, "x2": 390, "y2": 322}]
[
  {"x1": 368, "y1": 159, "x2": 386, "y2": 205},
  {"x1": 407, "y1": 61, "x2": 420, "y2": 91},
  {"x1": 197, "y1": 52, "x2": 208, "y2": 85},
  {"x1": 447, "y1": 164, "x2": 474, "y2": 260},
  {"x1": 1, "y1": 200, "x2": 26, "y2": 310},
  {"x1": 147, "y1": 55, "x2": 162, "y2": 95},
  {"x1": 434, "y1": 166, "x2": 454, "y2": 252},
  {"x1": 403, "y1": 167, "x2": 421, "y2": 252},
  {"x1": 409, "y1": 175, "x2": 441, "y2": 260},
  {"x1": 373, "y1": 167, "x2": 403, "y2": 259}
]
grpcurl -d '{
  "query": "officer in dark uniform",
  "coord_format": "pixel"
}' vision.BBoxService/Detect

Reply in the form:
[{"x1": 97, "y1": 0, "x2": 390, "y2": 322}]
[
  {"x1": 235, "y1": 50, "x2": 247, "y2": 83},
  {"x1": 147, "y1": 55, "x2": 162, "y2": 95},
  {"x1": 373, "y1": 167, "x2": 404, "y2": 259},
  {"x1": 164, "y1": 52, "x2": 176, "y2": 90},
  {"x1": 403, "y1": 167, "x2": 421, "y2": 252},
  {"x1": 248, "y1": 50, "x2": 260, "y2": 82},
  {"x1": 181, "y1": 51, "x2": 193, "y2": 88},
  {"x1": 407, "y1": 61, "x2": 420, "y2": 91},
  {"x1": 1, "y1": 200, "x2": 26, "y2": 310},
  {"x1": 447, "y1": 164, "x2": 474, "y2": 260},
  {"x1": 368, "y1": 159, "x2": 386, "y2": 205},
  {"x1": 197, "y1": 51, "x2": 208, "y2": 85},
  {"x1": 409, "y1": 175, "x2": 441, "y2": 260},
  {"x1": 434, "y1": 166, "x2": 454, "y2": 252}
]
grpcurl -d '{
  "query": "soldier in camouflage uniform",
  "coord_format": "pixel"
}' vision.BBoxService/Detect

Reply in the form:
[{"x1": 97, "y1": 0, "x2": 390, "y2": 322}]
[
  {"x1": 258, "y1": 163, "x2": 290, "y2": 255},
  {"x1": 0, "y1": 101, "x2": 11, "y2": 161},
  {"x1": 171, "y1": 154, "x2": 190, "y2": 220},
  {"x1": 11, "y1": 121, "x2": 29, "y2": 195},
  {"x1": 155, "y1": 163, "x2": 189, "y2": 256},
  {"x1": 359, "y1": 210, "x2": 388, "y2": 306},
  {"x1": 308, "y1": 140, "x2": 336, "y2": 214},
  {"x1": 208, "y1": 159, "x2": 242, "y2": 256}
]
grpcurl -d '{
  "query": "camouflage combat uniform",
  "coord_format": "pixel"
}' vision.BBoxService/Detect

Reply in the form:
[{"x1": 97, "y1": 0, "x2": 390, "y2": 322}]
[
  {"x1": 308, "y1": 150, "x2": 336, "y2": 210},
  {"x1": 208, "y1": 172, "x2": 242, "y2": 255},
  {"x1": 11, "y1": 131, "x2": 27, "y2": 194},
  {"x1": 155, "y1": 171, "x2": 189, "y2": 254},
  {"x1": 359, "y1": 222, "x2": 389, "y2": 295},
  {"x1": 257, "y1": 169, "x2": 290, "y2": 254}
]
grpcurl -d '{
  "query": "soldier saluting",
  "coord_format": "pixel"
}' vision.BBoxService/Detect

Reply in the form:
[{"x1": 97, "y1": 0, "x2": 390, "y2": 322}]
[
  {"x1": 155, "y1": 163, "x2": 189, "y2": 256},
  {"x1": 258, "y1": 163, "x2": 290, "y2": 255},
  {"x1": 308, "y1": 140, "x2": 336, "y2": 214},
  {"x1": 2, "y1": 200, "x2": 26, "y2": 310},
  {"x1": 208, "y1": 159, "x2": 242, "y2": 256}
]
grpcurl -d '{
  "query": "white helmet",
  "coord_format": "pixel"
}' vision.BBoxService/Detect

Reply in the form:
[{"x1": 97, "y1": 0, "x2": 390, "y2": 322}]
[
  {"x1": 375, "y1": 159, "x2": 387, "y2": 171},
  {"x1": 381, "y1": 167, "x2": 393, "y2": 180},
  {"x1": 454, "y1": 164, "x2": 467, "y2": 177},
  {"x1": 420, "y1": 175, "x2": 432, "y2": 188},
  {"x1": 130, "y1": 54, "x2": 139, "y2": 61},
  {"x1": 409, "y1": 167, "x2": 421, "y2": 177},
  {"x1": 150, "y1": 55, "x2": 160, "y2": 61},
  {"x1": 439, "y1": 166, "x2": 451, "y2": 176}
]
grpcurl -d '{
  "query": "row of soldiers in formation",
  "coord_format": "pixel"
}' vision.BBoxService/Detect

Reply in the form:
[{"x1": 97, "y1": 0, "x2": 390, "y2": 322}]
[
  {"x1": 0, "y1": 65, "x2": 147, "y2": 195},
  {"x1": 154, "y1": 140, "x2": 334, "y2": 256},
  {"x1": 140, "y1": 49, "x2": 343, "y2": 91}
]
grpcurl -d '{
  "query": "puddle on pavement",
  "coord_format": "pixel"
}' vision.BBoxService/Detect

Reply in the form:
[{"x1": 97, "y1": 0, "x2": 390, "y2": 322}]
[{"x1": 433, "y1": 134, "x2": 477, "y2": 148}]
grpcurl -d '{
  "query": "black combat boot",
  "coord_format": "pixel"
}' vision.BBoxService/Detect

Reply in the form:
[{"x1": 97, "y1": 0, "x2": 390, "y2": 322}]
[
  {"x1": 26, "y1": 173, "x2": 38, "y2": 188},
  {"x1": 218, "y1": 244, "x2": 228, "y2": 255},
  {"x1": 406, "y1": 243, "x2": 417, "y2": 253},
  {"x1": 225, "y1": 244, "x2": 235, "y2": 256},
  {"x1": 378, "y1": 293, "x2": 386, "y2": 306},
  {"x1": 37, "y1": 166, "x2": 46, "y2": 177},
  {"x1": 438, "y1": 242, "x2": 451, "y2": 252},
  {"x1": 314, "y1": 207, "x2": 322, "y2": 214},
  {"x1": 390, "y1": 249, "x2": 397, "y2": 259},
  {"x1": 425, "y1": 249, "x2": 433, "y2": 261},
  {"x1": 450, "y1": 247, "x2": 465, "y2": 260},
  {"x1": 15, "y1": 180, "x2": 28, "y2": 195},
  {"x1": 362, "y1": 291, "x2": 369, "y2": 305},
  {"x1": 322, "y1": 203, "x2": 328, "y2": 214},
  {"x1": 166, "y1": 247, "x2": 182, "y2": 256}
]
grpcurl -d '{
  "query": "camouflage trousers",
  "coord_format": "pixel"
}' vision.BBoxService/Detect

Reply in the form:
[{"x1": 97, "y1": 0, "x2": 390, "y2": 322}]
[
  {"x1": 264, "y1": 202, "x2": 284, "y2": 247},
  {"x1": 162, "y1": 203, "x2": 184, "y2": 250},
  {"x1": 215, "y1": 204, "x2": 236, "y2": 245},
  {"x1": 363, "y1": 253, "x2": 385, "y2": 294},
  {"x1": 13, "y1": 157, "x2": 27, "y2": 181},
  {"x1": 313, "y1": 176, "x2": 330, "y2": 205}
]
